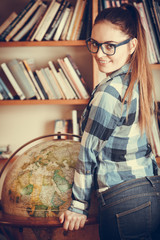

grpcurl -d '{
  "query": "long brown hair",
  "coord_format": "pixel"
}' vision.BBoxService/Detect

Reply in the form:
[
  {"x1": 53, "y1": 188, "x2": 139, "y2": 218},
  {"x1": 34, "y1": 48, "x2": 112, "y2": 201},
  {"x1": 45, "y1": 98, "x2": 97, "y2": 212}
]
[{"x1": 94, "y1": 3, "x2": 157, "y2": 143}]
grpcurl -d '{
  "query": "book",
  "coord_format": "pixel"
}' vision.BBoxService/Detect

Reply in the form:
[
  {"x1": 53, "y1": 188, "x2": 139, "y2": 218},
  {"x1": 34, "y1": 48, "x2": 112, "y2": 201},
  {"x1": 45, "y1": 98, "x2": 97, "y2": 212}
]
[
  {"x1": 57, "y1": 58, "x2": 80, "y2": 98},
  {"x1": 58, "y1": 67, "x2": 75, "y2": 99},
  {"x1": 45, "y1": 67, "x2": 62, "y2": 99},
  {"x1": 38, "y1": 68, "x2": 56, "y2": 99},
  {"x1": 70, "y1": 0, "x2": 87, "y2": 40},
  {"x1": 19, "y1": 61, "x2": 40, "y2": 99},
  {"x1": 0, "y1": 12, "x2": 18, "y2": 35},
  {"x1": 44, "y1": 67, "x2": 61, "y2": 99},
  {"x1": 33, "y1": 0, "x2": 60, "y2": 41},
  {"x1": 5, "y1": 0, "x2": 42, "y2": 42},
  {"x1": 0, "y1": 77, "x2": 14, "y2": 100},
  {"x1": 48, "y1": 60, "x2": 66, "y2": 99},
  {"x1": 0, "y1": 79, "x2": 10, "y2": 100},
  {"x1": 66, "y1": 0, "x2": 82, "y2": 40},
  {"x1": 53, "y1": 2, "x2": 71, "y2": 41},
  {"x1": 64, "y1": 56, "x2": 89, "y2": 99},
  {"x1": 54, "y1": 119, "x2": 69, "y2": 139},
  {"x1": 0, "y1": 0, "x2": 36, "y2": 41},
  {"x1": 33, "y1": 71, "x2": 49, "y2": 99},
  {"x1": 66, "y1": 55, "x2": 90, "y2": 98},
  {"x1": 12, "y1": 2, "x2": 47, "y2": 41},
  {"x1": 1, "y1": 62, "x2": 25, "y2": 100},
  {"x1": 7, "y1": 59, "x2": 36, "y2": 99},
  {"x1": 60, "y1": 6, "x2": 74, "y2": 40},
  {"x1": 23, "y1": 59, "x2": 43, "y2": 99},
  {"x1": 135, "y1": 2, "x2": 158, "y2": 64},
  {"x1": 142, "y1": 0, "x2": 160, "y2": 62},
  {"x1": 72, "y1": 110, "x2": 79, "y2": 140},
  {"x1": 44, "y1": 0, "x2": 67, "y2": 41}
]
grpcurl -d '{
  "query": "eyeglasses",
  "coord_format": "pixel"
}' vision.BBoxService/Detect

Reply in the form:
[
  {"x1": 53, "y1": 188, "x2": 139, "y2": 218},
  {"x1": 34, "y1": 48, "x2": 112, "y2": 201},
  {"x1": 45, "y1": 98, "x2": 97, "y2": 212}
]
[{"x1": 86, "y1": 38, "x2": 132, "y2": 56}]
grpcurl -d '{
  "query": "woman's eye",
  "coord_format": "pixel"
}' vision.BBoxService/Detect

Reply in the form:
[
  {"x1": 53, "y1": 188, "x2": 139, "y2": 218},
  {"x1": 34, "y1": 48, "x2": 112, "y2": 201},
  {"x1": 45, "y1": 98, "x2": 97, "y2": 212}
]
[{"x1": 104, "y1": 44, "x2": 114, "y2": 50}]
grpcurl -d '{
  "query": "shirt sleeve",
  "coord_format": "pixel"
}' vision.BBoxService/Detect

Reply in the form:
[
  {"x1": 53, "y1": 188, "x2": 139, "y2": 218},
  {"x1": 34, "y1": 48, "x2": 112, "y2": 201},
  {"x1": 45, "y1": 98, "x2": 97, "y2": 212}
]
[{"x1": 69, "y1": 82, "x2": 123, "y2": 216}]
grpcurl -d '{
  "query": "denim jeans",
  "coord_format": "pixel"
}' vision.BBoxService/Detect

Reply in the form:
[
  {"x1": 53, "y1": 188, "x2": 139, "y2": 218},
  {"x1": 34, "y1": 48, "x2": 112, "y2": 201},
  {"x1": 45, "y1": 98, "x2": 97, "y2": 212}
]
[{"x1": 98, "y1": 175, "x2": 160, "y2": 240}]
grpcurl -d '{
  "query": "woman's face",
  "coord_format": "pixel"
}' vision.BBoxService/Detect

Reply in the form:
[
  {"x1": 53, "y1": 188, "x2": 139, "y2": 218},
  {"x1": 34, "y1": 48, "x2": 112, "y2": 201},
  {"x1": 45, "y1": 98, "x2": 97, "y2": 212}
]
[{"x1": 91, "y1": 21, "x2": 136, "y2": 76}]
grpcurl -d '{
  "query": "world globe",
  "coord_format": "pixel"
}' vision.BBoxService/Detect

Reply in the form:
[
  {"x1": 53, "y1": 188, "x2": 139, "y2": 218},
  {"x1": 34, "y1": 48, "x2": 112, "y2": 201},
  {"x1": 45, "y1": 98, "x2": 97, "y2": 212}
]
[{"x1": 1, "y1": 135, "x2": 83, "y2": 219}]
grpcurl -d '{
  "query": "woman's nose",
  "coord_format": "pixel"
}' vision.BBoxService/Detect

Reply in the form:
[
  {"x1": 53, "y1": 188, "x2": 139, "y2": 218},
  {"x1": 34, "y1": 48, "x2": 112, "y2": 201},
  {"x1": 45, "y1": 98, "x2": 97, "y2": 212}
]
[{"x1": 96, "y1": 46, "x2": 106, "y2": 58}]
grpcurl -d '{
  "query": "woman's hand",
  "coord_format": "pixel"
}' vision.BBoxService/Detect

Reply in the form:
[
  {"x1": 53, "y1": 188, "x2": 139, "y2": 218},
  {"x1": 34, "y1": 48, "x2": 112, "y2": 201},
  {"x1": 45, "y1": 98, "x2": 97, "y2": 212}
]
[{"x1": 59, "y1": 210, "x2": 87, "y2": 231}]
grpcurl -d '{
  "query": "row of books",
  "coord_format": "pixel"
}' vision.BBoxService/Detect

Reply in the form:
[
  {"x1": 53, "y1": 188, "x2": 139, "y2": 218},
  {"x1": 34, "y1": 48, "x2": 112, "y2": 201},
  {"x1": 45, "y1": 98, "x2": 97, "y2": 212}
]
[
  {"x1": 99, "y1": 0, "x2": 160, "y2": 64},
  {"x1": 0, "y1": 55, "x2": 90, "y2": 100},
  {"x1": 0, "y1": 0, "x2": 92, "y2": 42}
]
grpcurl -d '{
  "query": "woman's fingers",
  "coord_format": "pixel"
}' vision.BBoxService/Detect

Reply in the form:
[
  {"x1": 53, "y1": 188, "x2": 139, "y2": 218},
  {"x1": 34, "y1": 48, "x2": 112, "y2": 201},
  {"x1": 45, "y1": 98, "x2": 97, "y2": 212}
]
[{"x1": 59, "y1": 210, "x2": 87, "y2": 231}]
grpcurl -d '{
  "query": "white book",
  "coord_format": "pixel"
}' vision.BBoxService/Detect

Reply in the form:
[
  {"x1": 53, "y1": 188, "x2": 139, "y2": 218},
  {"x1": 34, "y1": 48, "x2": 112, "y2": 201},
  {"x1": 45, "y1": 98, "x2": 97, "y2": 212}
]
[
  {"x1": 35, "y1": 69, "x2": 53, "y2": 99},
  {"x1": 44, "y1": 67, "x2": 60, "y2": 99},
  {"x1": 64, "y1": 57, "x2": 89, "y2": 99},
  {"x1": 0, "y1": 12, "x2": 18, "y2": 35},
  {"x1": 23, "y1": 59, "x2": 44, "y2": 99},
  {"x1": 19, "y1": 61, "x2": 40, "y2": 99},
  {"x1": 60, "y1": 6, "x2": 74, "y2": 40},
  {"x1": 0, "y1": 92, "x2": 3, "y2": 100},
  {"x1": 58, "y1": 68, "x2": 74, "y2": 99},
  {"x1": 48, "y1": 60, "x2": 66, "y2": 99},
  {"x1": 13, "y1": 3, "x2": 47, "y2": 41},
  {"x1": 44, "y1": 67, "x2": 62, "y2": 99},
  {"x1": 72, "y1": 110, "x2": 79, "y2": 141},
  {"x1": 5, "y1": 0, "x2": 42, "y2": 41},
  {"x1": 41, "y1": 68, "x2": 56, "y2": 99},
  {"x1": 57, "y1": 58, "x2": 79, "y2": 99},
  {"x1": 71, "y1": 0, "x2": 86, "y2": 40},
  {"x1": 1, "y1": 63, "x2": 25, "y2": 100},
  {"x1": 66, "y1": 0, "x2": 81, "y2": 40},
  {"x1": 53, "y1": 6, "x2": 71, "y2": 41},
  {"x1": 34, "y1": 0, "x2": 61, "y2": 41}
]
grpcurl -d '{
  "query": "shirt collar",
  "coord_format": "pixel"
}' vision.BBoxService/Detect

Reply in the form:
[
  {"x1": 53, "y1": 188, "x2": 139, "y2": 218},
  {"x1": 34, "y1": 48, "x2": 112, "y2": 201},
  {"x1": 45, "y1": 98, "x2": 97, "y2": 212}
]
[{"x1": 99, "y1": 63, "x2": 131, "y2": 86}]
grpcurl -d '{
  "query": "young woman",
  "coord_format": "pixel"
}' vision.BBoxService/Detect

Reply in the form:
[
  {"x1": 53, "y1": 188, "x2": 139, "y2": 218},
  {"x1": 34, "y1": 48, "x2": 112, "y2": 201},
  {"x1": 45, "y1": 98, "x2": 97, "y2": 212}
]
[{"x1": 59, "y1": 3, "x2": 160, "y2": 240}]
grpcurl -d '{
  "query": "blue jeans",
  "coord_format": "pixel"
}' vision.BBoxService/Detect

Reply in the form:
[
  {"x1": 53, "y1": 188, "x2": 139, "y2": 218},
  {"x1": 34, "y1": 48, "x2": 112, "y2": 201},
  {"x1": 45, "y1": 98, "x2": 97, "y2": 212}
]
[{"x1": 98, "y1": 176, "x2": 160, "y2": 240}]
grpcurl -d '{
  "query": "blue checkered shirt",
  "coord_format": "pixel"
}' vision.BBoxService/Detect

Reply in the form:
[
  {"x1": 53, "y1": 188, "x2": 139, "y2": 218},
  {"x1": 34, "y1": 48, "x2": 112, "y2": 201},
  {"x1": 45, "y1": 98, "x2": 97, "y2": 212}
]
[{"x1": 68, "y1": 64, "x2": 158, "y2": 216}]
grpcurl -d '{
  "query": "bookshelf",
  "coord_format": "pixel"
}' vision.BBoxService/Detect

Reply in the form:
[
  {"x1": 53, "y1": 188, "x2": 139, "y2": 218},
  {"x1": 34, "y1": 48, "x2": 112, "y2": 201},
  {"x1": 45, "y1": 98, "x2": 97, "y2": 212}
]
[{"x1": 0, "y1": 0, "x2": 160, "y2": 152}]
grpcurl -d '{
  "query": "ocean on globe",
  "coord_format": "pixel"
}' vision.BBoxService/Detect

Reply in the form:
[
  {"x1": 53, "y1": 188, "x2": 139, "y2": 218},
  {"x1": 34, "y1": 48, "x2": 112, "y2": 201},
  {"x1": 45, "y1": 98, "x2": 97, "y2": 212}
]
[{"x1": 1, "y1": 139, "x2": 81, "y2": 218}]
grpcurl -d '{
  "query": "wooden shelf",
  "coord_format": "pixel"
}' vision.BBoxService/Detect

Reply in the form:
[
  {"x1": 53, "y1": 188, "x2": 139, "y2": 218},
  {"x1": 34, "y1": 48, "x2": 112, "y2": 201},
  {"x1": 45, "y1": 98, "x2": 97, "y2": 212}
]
[
  {"x1": 151, "y1": 64, "x2": 160, "y2": 70},
  {"x1": 0, "y1": 40, "x2": 86, "y2": 47},
  {"x1": 0, "y1": 99, "x2": 89, "y2": 105}
]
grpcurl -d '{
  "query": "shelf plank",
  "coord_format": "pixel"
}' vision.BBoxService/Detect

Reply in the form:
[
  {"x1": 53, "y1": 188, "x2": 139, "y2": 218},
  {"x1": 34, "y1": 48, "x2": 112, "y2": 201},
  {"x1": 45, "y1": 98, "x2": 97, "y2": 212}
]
[
  {"x1": 0, "y1": 40, "x2": 86, "y2": 47},
  {"x1": 0, "y1": 99, "x2": 89, "y2": 105}
]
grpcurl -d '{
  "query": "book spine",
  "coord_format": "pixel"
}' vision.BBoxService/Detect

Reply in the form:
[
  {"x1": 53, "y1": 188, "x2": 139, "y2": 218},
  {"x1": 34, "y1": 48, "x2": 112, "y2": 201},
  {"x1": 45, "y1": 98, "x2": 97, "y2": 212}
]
[
  {"x1": 34, "y1": 0, "x2": 58, "y2": 41},
  {"x1": 64, "y1": 56, "x2": 89, "y2": 99},
  {"x1": 33, "y1": 71, "x2": 48, "y2": 99},
  {"x1": 1, "y1": 63, "x2": 25, "y2": 100},
  {"x1": 0, "y1": 77, "x2": 14, "y2": 99},
  {"x1": 0, "y1": 0, "x2": 36, "y2": 41},
  {"x1": 66, "y1": 55, "x2": 90, "y2": 96},
  {"x1": 44, "y1": 0, "x2": 66, "y2": 41},
  {"x1": 0, "y1": 79, "x2": 10, "y2": 100},
  {"x1": 48, "y1": 61, "x2": 66, "y2": 99},
  {"x1": 53, "y1": 3, "x2": 71, "y2": 41},
  {"x1": 0, "y1": 12, "x2": 18, "y2": 35},
  {"x1": 66, "y1": 0, "x2": 81, "y2": 40},
  {"x1": 7, "y1": 59, "x2": 36, "y2": 99}
]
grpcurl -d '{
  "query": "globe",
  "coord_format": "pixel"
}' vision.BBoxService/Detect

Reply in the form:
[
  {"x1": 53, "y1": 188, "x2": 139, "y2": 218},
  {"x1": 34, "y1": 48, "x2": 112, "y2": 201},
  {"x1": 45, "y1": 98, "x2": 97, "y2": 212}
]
[{"x1": 1, "y1": 138, "x2": 82, "y2": 219}]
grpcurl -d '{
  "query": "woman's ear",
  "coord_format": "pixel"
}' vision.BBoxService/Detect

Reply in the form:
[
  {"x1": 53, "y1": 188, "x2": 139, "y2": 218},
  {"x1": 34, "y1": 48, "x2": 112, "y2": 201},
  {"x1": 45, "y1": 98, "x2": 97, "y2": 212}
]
[{"x1": 130, "y1": 38, "x2": 137, "y2": 54}]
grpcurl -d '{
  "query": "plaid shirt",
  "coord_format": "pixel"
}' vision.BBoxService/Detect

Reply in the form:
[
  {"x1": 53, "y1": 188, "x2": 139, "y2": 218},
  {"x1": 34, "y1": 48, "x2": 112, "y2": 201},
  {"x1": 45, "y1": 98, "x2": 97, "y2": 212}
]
[{"x1": 69, "y1": 64, "x2": 158, "y2": 216}]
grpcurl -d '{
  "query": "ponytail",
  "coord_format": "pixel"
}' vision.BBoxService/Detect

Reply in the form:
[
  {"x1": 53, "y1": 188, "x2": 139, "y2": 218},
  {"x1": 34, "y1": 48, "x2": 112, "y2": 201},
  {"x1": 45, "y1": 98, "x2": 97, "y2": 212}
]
[{"x1": 94, "y1": 4, "x2": 157, "y2": 145}]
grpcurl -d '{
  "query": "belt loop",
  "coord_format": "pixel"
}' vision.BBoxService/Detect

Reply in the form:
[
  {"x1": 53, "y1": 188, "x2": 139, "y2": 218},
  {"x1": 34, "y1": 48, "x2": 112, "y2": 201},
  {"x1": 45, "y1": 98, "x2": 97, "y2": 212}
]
[
  {"x1": 99, "y1": 192, "x2": 106, "y2": 206},
  {"x1": 145, "y1": 176, "x2": 156, "y2": 190}
]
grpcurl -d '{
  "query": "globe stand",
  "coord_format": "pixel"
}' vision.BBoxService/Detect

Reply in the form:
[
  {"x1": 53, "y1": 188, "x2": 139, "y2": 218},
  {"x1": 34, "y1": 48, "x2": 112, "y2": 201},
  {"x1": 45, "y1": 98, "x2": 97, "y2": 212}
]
[{"x1": 0, "y1": 133, "x2": 98, "y2": 240}]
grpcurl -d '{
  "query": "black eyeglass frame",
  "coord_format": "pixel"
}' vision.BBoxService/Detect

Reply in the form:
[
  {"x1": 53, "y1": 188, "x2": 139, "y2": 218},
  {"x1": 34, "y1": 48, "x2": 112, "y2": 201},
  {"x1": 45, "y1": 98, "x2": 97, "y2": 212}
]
[{"x1": 86, "y1": 38, "x2": 132, "y2": 56}]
